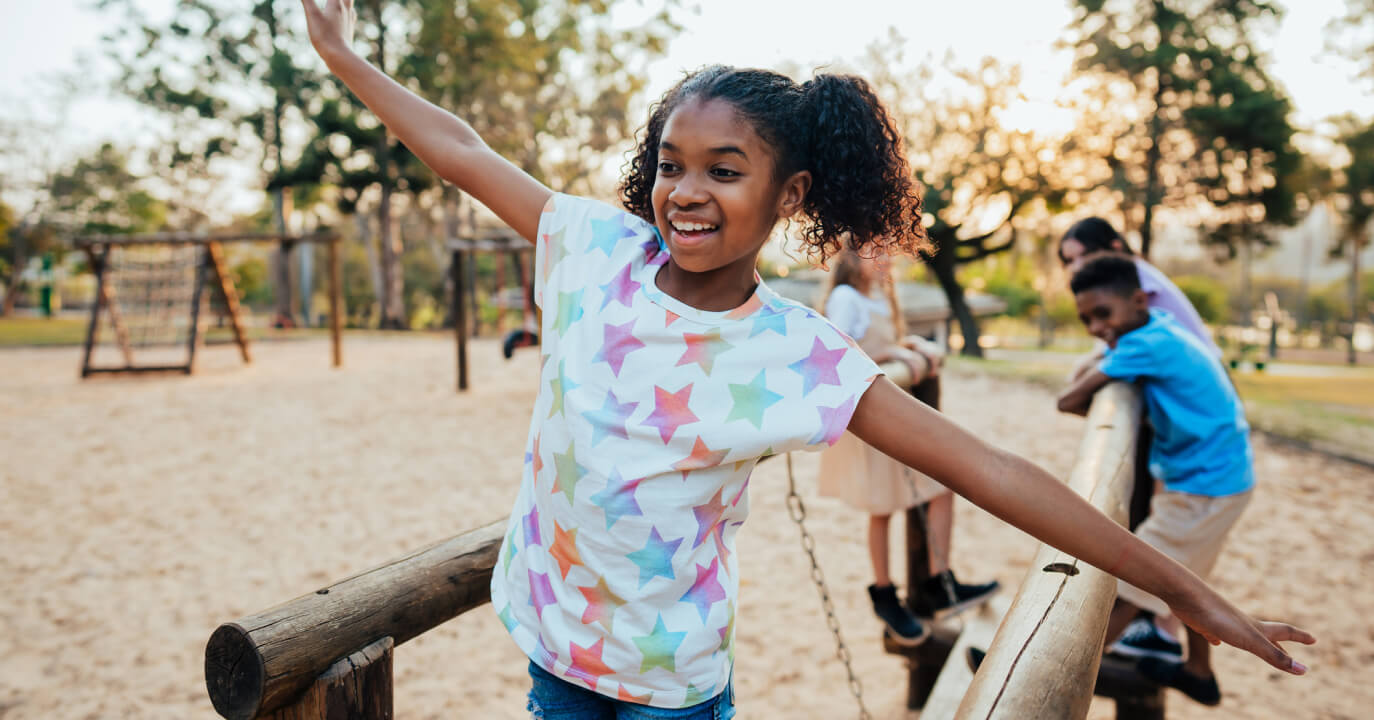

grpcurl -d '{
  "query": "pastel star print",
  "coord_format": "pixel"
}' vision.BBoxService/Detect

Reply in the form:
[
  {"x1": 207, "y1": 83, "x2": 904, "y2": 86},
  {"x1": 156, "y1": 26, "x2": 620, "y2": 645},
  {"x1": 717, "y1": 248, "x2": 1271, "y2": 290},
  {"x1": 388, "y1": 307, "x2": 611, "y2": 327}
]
[
  {"x1": 676, "y1": 328, "x2": 734, "y2": 374},
  {"x1": 566, "y1": 638, "x2": 616, "y2": 689},
  {"x1": 642, "y1": 384, "x2": 699, "y2": 444},
  {"x1": 789, "y1": 337, "x2": 846, "y2": 395},
  {"x1": 600, "y1": 263, "x2": 641, "y2": 310},
  {"x1": 672, "y1": 437, "x2": 731, "y2": 479},
  {"x1": 582, "y1": 389, "x2": 639, "y2": 446},
  {"x1": 633, "y1": 614, "x2": 687, "y2": 673},
  {"x1": 547, "y1": 359, "x2": 580, "y2": 418},
  {"x1": 619, "y1": 685, "x2": 653, "y2": 704},
  {"x1": 590, "y1": 469, "x2": 644, "y2": 530},
  {"x1": 593, "y1": 320, "x2": 646, "y2": 377},
  {"x1": 749, "y1": 305, "x2": 788, "y2": 337},
  {"x1": 522, "y1": 505, "x2": 541, "y2": 547},
  {"x1": 725, "y1": 370, "x2": 782, "y2": 429},
  {"x1": 551, "y1": 441, "x2": 589, "y2": 505},
  {"x1": 627, "y1": 527, "x2": 682, "y2": 588},
  {"x1": 549, "y1": 520, "x2": 583, "y2": 580},
  {"x1": 683, "y1": 681, "x2": 716, "y2": 707},
  {"x1": 691, "y1": 489, "x2": 727, "y2": 548},
  {"x1": 529, "y1": 569, "x2": 556, "y2": 619},
  {"x1": 554, "y1": 288, "x2": 586, "y2": 334},
  {"x1": 809, "y1": 395, "x2": 860, "y2": 446},
  {"x1": 589, "y1": 215, "x2": 635, "y2": 256},
  {"x1": 679, "y1": 557, "x2": 727, "y2": 622},
  {"x1": 578, "y1": 575, "x2": 626, "y2": 633}
]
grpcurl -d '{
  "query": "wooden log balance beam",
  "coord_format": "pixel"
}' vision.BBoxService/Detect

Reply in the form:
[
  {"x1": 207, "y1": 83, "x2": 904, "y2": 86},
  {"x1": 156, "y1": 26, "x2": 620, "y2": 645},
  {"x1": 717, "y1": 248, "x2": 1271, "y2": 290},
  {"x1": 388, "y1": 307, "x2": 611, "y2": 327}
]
[
  {"x1": 204, "y1": 520, "x2": 504, "y2": 720},
  {"x1": 951, "y1": 382, "x2": 1144, "y2": 720}
]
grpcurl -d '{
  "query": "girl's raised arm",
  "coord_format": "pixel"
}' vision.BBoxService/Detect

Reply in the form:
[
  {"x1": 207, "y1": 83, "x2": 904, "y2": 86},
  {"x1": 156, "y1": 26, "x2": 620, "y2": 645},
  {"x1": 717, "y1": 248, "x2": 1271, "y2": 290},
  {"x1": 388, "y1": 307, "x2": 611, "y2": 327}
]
[
  {"x1": 847, "y1": 377, "x2": 1314, "y2": 673},
  {"x1": 300, "y1": 0, "x2": 551, "y2": 242}
]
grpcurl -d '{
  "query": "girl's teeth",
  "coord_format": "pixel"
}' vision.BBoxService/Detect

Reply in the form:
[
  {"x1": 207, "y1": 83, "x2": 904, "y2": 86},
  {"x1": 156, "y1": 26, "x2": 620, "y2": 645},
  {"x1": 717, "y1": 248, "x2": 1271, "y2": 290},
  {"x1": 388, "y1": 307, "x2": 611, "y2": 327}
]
[{"x1": 675, "y1": 222, "x2": 716, "y2": 232}]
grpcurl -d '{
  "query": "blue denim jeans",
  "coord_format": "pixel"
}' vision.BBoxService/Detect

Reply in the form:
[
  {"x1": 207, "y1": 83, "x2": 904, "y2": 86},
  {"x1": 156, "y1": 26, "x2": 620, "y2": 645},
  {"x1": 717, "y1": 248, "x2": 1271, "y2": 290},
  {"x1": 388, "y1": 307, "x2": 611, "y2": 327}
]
[{"x1": 526, "y1": 661, "x2": 736, "y2": 719}]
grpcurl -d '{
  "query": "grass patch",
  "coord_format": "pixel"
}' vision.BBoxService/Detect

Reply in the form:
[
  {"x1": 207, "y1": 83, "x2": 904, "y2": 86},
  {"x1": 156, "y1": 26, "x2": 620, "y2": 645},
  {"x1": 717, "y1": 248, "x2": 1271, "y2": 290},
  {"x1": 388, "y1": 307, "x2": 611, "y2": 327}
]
[
  {"x1": 950, "y1": 351, "x2": 1374, "y2": 465},
  {"x1": 0, "y1": 316, "x2": 89, "y2": 346}
]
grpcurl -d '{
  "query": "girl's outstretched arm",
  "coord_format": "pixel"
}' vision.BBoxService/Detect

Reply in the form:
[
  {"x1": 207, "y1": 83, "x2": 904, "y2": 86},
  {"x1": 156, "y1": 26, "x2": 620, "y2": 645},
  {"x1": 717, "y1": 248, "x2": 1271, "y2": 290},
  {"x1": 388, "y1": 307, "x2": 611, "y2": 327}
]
[
  {"x1": 847, "y1": 377, "x2": 1314, "y2": 673},
  {"x1": 300, "y1": 0, "x2": 551, "y2": 242}
]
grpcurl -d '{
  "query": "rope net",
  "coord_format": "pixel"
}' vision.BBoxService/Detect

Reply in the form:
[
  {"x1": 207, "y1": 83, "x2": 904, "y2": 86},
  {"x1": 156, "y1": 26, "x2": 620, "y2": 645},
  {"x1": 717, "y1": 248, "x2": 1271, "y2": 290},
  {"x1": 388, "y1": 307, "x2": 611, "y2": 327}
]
[{"x1": 85, "y1": 244, "x2": 206, "y2": 372}]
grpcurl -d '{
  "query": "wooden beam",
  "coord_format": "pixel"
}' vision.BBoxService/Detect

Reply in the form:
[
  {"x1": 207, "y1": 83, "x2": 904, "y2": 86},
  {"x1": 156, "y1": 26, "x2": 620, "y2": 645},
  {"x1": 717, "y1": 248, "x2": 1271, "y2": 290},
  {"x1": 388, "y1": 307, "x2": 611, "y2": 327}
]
[
  {"x1": 266, "y1": 637, "x2": 393, "y2": 720},
  {"x1": 75, "y1": 231, "x2": 340, "y2": 247},
  {"x1": 452, "y1": 249, "x2": 468, "y2": 391},
  {"x1": 204, "y1": 520, "x2": 503, "y2": 720},
  {"x1": 205, "y1": 242, "x2": 252, "y2": 365},
  {"x1": 951, "y1": 383, "x2": 1142, "y2": 720}
]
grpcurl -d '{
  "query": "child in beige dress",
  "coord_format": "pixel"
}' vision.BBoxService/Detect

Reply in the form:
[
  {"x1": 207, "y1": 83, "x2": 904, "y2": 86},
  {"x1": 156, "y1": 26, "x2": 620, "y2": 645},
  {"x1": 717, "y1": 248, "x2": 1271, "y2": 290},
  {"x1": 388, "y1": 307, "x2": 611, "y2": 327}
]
[{"x1": 818, "y1": 249, "x2": 998, "y2": 644}]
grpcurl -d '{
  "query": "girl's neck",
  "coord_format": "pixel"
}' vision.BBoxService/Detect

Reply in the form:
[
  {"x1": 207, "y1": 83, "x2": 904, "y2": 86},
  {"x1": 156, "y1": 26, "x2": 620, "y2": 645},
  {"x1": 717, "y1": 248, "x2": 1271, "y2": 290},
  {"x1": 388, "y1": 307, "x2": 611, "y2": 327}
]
[{"x1": 656, "y1": 257, "x2": 758, "y2": 312}]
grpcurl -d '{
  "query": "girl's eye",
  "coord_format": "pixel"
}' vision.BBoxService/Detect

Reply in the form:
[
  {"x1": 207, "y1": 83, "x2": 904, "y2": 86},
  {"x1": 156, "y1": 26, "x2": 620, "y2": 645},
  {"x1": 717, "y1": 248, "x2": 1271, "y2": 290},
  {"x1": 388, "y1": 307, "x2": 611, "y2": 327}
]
[
  {"x1": 710, "y1": 168, "x2": 740, "y2": 178},
  {"x1": 657, "y1": 161, "x2": 679, "y2": 174}
]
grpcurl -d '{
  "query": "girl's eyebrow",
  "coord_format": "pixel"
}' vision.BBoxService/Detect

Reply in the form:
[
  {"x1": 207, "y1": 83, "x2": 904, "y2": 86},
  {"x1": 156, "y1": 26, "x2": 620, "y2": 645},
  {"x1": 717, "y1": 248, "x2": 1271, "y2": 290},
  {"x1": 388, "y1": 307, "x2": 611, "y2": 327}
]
[{"x1": 660, "y1": 140, "x2": 748, "y2": 159}]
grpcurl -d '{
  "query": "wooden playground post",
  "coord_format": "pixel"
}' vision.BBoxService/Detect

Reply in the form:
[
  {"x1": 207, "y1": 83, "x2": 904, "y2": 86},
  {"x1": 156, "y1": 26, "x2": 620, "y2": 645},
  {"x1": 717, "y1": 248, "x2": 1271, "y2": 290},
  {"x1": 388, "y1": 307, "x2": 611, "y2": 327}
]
[
  {"x1": 904, "y1": 376, "x2": 952, "y2": 708},
  {"x1": 451, "y1": 247, "x2": 469, "y2": 391},
  {"x1": 327, "y1": 238, "x2": 342, "y2": 368},
  {"x1": 206, "y1": 241, "x2": 252, "y2": 365},
  {"x1": 948, "y1": 383, "x2": 1158, "y2": 720}
]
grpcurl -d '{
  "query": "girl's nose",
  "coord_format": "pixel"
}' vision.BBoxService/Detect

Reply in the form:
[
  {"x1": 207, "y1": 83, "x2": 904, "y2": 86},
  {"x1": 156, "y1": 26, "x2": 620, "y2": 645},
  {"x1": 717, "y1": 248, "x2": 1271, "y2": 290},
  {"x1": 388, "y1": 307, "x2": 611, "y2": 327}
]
[{"x1": 668, "y1": 174, "x2": 708, "y2": 206}]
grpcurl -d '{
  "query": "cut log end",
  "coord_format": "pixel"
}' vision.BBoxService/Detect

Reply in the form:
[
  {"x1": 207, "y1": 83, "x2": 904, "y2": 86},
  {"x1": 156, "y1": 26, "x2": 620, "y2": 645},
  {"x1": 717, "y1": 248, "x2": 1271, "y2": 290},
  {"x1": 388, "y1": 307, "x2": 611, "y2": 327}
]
[{"x1": 205, "y1": 622, "x2": 266, "y2": 720}]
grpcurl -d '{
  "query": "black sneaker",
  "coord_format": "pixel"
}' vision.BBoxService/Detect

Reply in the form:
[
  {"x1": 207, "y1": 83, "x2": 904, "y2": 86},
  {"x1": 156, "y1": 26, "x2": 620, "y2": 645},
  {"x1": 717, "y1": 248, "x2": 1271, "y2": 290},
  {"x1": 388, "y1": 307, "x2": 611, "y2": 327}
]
[
  {"x1": 868, "y1": 584, "x2": 930, "y2": 647},
  {"x1": 1108, "y1": 618, "x2": 1184, "y2": 661},
  {"x1": 913, "y1": 570, "x2": 1000, "y2": 619},
  {"x1": 1137, "y1": 657, "x2": 1221, "y2": 706},
  {"x1": 966, "y1": 646, "x2": 986, "y2": 672}
]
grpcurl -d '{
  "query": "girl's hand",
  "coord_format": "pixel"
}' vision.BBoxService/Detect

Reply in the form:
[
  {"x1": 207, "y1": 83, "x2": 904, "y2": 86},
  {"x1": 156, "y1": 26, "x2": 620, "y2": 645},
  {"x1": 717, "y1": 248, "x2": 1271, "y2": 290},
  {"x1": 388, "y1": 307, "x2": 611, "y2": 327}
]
[
  {"x1": 1170, "y1": 590, "x2": 1315, "y2": 675},
  {"x1": 301, "y1": 0, "x2": 357, "y2": 64}
]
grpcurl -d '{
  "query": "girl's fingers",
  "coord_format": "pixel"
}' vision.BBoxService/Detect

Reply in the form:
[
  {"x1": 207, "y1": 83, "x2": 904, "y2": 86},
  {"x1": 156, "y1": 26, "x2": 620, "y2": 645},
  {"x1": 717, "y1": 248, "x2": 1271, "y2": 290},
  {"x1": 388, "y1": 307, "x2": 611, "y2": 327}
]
[{"x1": 1261, "y1": 621, "x2": 1316, "y2": 646}]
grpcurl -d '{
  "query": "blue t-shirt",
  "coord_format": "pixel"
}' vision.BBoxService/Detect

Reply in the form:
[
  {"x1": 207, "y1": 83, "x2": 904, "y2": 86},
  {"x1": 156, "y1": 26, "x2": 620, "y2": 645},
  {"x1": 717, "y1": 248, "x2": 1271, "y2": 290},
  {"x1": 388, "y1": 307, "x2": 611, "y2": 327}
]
[{"x1": 1098, "y1": 309, "x2": 1253, "y2": 496}]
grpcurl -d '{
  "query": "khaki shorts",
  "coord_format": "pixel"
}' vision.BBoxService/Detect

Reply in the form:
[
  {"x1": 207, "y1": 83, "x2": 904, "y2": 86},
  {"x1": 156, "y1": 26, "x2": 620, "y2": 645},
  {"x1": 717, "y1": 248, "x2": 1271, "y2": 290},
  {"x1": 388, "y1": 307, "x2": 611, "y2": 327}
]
[{"x1": 1117, "y1": 489, "x2": 1253, "y2": 617}]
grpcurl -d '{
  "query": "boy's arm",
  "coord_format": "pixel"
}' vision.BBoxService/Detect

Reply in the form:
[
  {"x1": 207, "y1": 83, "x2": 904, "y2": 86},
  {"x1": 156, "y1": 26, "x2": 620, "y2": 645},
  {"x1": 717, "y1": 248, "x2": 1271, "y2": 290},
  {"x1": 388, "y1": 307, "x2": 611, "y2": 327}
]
[
  {"x1": 1057, "y1": 368, "x2": 1112, "y2": 416},
  {"x1": 847, "y1": 377, "x2": 1313, "y2": 673},
  {"x1": 301, "y1": 0, "x2": 551, "y2": 242}
]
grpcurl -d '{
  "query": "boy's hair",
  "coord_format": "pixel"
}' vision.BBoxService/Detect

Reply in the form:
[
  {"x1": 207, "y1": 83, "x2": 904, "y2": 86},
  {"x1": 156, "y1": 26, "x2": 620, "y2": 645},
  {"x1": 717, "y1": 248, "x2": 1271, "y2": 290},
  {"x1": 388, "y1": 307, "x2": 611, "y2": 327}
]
[
  {"x1": 1060, "y1": 216, "x2": 1132, "y2": 263},
  {"x1": 1069, "y1": 254, "x2": 1141, "y2": 298},
  {"x1": 619, "y1": 65, "x2": 928, "y2": 262}
]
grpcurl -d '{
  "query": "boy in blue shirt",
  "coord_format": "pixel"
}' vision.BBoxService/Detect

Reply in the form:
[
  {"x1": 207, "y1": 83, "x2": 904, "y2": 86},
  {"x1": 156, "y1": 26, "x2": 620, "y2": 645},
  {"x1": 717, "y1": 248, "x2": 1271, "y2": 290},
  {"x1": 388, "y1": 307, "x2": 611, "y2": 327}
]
[{"x1": 1058, "y1": 254, "x2": 1254, "y2": 706}]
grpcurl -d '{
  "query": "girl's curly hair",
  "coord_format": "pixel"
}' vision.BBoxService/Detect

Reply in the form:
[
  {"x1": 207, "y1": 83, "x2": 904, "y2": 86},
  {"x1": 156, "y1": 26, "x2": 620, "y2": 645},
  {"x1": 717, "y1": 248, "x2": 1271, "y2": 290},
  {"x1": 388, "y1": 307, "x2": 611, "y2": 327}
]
[{"x1": 619, "y1": 65, "x2": 928, "y2": 263}]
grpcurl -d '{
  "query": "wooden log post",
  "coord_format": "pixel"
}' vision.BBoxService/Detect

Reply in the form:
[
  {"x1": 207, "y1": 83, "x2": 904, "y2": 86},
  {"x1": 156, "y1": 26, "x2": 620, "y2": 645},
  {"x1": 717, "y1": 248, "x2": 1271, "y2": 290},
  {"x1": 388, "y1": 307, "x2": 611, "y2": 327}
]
[
  {"x1": 951, "y1": 382, "x2": 1143, "y2": 720},
  {"x1": 204, "y1": 521, "x2": 503, "y2": 720},
  {"x1": 906, "y1": 376, "x2": 947, "y2": 708},
  {"x1": 452, "y1": 249, "x2": 468, "y2": 391},
  {"x1": 268, "y1": 637, "x2": 394, "y2": 720}
]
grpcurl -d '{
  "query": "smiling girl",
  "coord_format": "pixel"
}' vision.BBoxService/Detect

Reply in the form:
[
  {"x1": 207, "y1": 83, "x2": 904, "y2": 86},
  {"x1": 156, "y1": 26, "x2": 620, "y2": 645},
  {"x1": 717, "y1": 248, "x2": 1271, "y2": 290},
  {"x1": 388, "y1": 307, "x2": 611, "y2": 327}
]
[{"x1": 300, "y1": 2, "x2": 1312, "y2": 717}]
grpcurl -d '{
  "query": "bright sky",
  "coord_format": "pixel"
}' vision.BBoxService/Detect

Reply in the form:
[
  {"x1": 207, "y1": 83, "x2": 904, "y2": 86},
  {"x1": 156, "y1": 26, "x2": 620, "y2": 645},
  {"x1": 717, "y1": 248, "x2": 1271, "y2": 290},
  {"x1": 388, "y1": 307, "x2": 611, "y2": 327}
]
[{"x1": 2, "y1": 0, "x2": 1370, "y2": 211}]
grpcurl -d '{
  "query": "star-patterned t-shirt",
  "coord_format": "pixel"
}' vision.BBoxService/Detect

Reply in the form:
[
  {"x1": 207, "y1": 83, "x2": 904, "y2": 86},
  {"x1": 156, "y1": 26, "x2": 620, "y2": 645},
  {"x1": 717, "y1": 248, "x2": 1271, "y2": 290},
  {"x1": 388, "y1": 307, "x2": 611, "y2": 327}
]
[{"x1": 490, "y1": 193, "x2": 882, "y2": 708}]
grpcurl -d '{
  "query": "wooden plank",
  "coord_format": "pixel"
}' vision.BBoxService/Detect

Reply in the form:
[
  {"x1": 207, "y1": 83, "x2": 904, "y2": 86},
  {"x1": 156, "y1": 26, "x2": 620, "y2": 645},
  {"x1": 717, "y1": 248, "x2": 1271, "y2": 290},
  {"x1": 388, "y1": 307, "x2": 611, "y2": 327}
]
[
  {"x1": 206, "y1": 241, "x2": 252, "y2": 364},
  {"x1": 267, "y1": 637, "x2": 394, "y2": 720},
  {"x1": 184, "y1": 245, "x2": 209, "y2": 374},
  {"x1": 951, "y1": 383, "x2": 1142, "y2": 720},
  {"x1": 74, "y1": 231, "x2": 340, "y2": 247},
  {"x1": 904, "y1": 375, "x2": 940, "y2": 708},
  {"x1": 204, "y1": 520, "x2": 503, "y2": 720}
]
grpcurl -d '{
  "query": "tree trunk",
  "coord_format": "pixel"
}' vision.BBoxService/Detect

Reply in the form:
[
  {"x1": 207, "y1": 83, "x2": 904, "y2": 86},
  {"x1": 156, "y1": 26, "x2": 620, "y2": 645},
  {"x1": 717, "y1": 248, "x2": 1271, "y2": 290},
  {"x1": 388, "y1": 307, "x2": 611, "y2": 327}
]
[
  {"x1": 1351, "y1": 227, "x2": 1363, "y2": 366},
  {"x1": 1140, "y1": 77, "x2": 1166, "y2": 260},
  {"x1": 1, "y1": 233, "x2": 24, "y2": 317},
  {"x1": 357, "y1": 210, "x2": 383, "y2": 327},
  {"x1": 441, "y1": 186, "x2": 461, "y2": 329},
  {"x1": 925, "y1": 236, "x2": 983, "y2": 358}
]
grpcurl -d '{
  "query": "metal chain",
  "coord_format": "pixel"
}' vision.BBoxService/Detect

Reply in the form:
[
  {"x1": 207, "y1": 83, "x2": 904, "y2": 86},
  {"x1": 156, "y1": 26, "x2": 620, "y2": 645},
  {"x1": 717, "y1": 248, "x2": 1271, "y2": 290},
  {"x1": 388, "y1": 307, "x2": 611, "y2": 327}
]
[{"x1": 784, "y1": 453, "x2": 872, "y2": 720}]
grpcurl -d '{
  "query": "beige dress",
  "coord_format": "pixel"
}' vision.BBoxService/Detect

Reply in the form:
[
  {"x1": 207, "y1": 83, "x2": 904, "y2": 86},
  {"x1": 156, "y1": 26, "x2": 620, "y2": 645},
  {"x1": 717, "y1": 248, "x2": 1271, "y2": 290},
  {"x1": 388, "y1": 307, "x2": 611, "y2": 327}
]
[{"x1": 818, "y1": 285, "x2": 950, "y2": 514}]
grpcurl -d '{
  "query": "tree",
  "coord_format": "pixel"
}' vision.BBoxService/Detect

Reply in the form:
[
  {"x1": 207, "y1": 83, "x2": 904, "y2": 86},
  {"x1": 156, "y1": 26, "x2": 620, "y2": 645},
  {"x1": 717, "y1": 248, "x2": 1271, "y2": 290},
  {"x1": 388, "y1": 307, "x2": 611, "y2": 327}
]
[
  {"x1": 866, "y1": 46, "x2": 1069, "y2": 356},
  {"x1": 1064, "y1": 0, "x2": 1301, "y2": 260},
  {"x1": 98, "y1": 0, "x2": 322, "y2": 324},
  {"x1": 1327, "y1": 0, "x2": 1374, "y2": 91},
  {"x1": 285, "y1": 0, "x2": 679, "y2": 329},
  {"x1": 1332, "y1": 117, "x2": 1374, "y2": 363}
]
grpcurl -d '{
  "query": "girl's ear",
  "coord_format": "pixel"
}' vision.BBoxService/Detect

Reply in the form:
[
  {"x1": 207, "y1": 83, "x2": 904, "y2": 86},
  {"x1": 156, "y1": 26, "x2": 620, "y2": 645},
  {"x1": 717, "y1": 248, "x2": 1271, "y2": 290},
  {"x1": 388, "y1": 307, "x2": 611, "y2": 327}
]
[{"x1": 775, "y1": 170, "x2": 812, "y2": 220}]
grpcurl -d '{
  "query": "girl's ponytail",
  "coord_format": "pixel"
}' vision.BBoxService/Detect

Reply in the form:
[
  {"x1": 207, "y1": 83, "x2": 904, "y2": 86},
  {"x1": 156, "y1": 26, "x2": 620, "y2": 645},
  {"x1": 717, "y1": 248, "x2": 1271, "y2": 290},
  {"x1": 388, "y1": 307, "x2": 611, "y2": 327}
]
[{"x1": 797, "y1": 74, "x2": 927, "y2": 260}]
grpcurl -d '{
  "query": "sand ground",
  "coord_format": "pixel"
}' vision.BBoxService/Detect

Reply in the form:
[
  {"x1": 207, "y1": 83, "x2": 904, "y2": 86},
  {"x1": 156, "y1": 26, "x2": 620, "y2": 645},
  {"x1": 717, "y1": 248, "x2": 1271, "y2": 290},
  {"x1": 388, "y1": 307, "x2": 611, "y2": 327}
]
[{"x1": 1, "y1": 335, "x2": 1368, "y2": 719}]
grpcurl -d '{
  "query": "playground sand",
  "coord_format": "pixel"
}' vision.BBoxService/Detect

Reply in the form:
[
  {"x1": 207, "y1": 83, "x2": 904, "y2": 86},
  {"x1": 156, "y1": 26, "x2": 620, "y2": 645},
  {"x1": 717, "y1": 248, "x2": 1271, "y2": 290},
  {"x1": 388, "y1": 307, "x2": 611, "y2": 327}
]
[{"x1": 0, "y1": 335, "x2": 1367, "y2": 720}]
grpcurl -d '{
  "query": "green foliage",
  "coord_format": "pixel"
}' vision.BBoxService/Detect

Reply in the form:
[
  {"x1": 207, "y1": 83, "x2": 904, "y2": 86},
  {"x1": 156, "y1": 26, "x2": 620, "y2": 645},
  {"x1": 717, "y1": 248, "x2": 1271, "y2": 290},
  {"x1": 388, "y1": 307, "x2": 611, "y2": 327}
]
[
  {"x1": 402, "y1": 247, "x2": 445, "y2": 328},
  {"x1": 340, "y1": 241, "x2": 378, "y2": 327},
  {"x1": 962, "y1": 256, "x2": 1046, "y2": 318},
  {"x1": 230, "y1": 256, "x2": 275, "y2": 309},
  {"x1": 1174, "y1": 275, "x2": 1230, "y2": 325},
  {"x1": 1065, "y1": 0, "x2": 1301, "y2": 258},
  {"x1": 47, "y1": 143, "x2": 169, "y2": 235}
]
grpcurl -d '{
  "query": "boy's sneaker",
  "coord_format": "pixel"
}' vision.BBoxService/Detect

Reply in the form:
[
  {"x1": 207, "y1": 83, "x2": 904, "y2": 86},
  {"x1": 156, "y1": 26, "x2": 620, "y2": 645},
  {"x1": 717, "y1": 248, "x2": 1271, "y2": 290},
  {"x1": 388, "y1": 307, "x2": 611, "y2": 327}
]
[
  {"x1": 912, "y1": 570, "x2": 1001, "y2": 620},
  {"x1": 1109, "y1": 618, "x2": 1184, "y2": 661},
  {"x1": 868, "y1": 584, "x2": 930, "y2": 647},
  {"x1": 1137, "y1": 657, "x2": 1222, "y2": 706}
]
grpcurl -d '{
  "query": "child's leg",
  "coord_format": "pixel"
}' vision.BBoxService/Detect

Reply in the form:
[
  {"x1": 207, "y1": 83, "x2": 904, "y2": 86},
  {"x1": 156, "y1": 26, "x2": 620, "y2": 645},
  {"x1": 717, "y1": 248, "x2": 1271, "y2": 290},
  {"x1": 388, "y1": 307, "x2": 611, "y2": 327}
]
[
  {"x1": 868, "y1": 513, "x2": 893, "y2": 586},
  {"x1": 1105, "y1": 598, "x2": 1141, "y2": 647},
  {"x1": 1184, "y1": 627, "x2": 1212, "y2": 675},
  {"x1": 924, "y1": 493, "x2": 953, "y2": 574}
]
